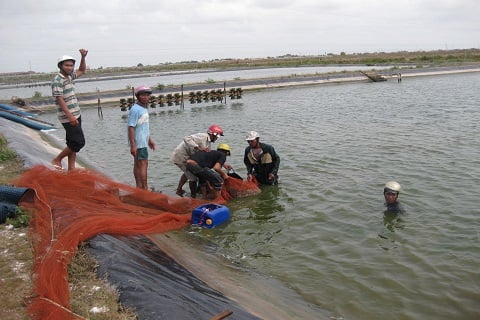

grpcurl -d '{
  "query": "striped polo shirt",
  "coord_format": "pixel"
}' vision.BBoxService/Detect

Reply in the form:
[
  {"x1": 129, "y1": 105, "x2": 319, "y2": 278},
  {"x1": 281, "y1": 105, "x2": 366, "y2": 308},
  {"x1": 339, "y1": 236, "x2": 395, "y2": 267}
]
[{"x1": 51, "y1": 71, "x2": 81, "y2": 123}]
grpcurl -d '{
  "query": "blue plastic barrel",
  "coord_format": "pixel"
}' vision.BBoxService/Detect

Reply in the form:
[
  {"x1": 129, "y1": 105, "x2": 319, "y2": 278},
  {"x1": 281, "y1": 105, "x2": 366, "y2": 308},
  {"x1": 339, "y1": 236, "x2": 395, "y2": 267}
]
[{"x1": 191, "y1": 203, "x2": 230, "y2": 228}]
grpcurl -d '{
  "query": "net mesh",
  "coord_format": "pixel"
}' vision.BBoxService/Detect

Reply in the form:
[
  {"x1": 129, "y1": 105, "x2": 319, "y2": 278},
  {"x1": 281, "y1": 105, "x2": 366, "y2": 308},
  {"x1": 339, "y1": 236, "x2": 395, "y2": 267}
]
[{"x1": 13, "y1": 165, "x2": 260, "y2": 320}]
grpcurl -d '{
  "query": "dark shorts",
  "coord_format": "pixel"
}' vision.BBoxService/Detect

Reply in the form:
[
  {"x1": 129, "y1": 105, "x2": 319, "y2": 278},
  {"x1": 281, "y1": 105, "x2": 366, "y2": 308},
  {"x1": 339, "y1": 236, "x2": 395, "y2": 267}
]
[
  {"x1": 62, "y1": 116, "x2": 85, "y2": 152},
  {"x1": 187, "y1": 164, "x2": 223, "y2": 190},
  {"x1": 136, "y1": 147, "x2": 148, "y2": 160}
]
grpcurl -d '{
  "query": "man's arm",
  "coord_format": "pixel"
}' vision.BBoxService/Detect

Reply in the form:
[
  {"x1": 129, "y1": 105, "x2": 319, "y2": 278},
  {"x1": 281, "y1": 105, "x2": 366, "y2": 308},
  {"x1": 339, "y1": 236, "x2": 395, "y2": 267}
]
[
  {"x1": 56, "y1": 96, "x2": 78, "y2": 125},
  {"x1": 266, "y1": 144, "x2": 280, "y2": 174},
  {"x1": 184, "y1": 133, "x2": 209, "y2": 151},
  {"x1": 128, "y1": 126, "x2": 137, "y2": 157},
  {"x1": 148, "y1": 137, "x2": 156, "y2": 151},
  {"x1": 244, "y1": 148, "x2": 253, "y2": 174},
  {"x1": 76, "y1": 49, "x2": 88, "y2": 78},
  {"x1": 213, "y1": 162, "x2": 228, "y2": 180}
]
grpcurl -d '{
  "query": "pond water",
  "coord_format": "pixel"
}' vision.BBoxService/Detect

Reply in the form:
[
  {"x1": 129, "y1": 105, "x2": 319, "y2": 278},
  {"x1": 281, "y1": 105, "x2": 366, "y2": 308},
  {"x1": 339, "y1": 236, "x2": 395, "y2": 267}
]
[{"x1": 38, "y1": 71, "x2": 480, "y2": 319}]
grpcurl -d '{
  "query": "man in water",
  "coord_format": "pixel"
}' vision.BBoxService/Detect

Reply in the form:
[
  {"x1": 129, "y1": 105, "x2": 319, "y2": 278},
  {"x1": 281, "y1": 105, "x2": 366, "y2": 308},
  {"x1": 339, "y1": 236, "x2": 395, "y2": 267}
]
[
  {"x1": 186, "y1": 144, "x2": 231, "y2": 199},
  {"x1": 383, "y1": 181, "x2": 405, "y2": 214},
  {"x1": 171, "y1": 125, "x2": 225, "y2": 196},
  {"x1": 244, "y1": 131, "x2": 280, "y2": 185},
  {"x1": 128, "y1": 86, "x2": 156, "y2": 189}
]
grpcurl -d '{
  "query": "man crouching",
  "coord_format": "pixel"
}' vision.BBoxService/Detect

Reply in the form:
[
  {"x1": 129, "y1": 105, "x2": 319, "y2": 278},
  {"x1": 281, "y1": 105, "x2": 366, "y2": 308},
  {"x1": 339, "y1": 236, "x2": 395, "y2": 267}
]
[{"x1": 186, "y1": 144, "x2": 231, "y2": 199}]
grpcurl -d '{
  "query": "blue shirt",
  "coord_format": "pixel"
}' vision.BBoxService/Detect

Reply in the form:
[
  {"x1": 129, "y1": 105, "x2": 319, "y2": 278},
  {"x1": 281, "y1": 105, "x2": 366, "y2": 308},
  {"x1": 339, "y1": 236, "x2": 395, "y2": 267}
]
[{"x1": 127, "y1": 104, "x2": 150, "y2": 149}]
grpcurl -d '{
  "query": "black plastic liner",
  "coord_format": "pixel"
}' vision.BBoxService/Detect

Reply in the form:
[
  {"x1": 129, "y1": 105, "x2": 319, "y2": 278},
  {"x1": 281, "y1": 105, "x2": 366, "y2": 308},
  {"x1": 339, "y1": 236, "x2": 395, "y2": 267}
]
[
  {"x1": 88, "y1": 234, "x2": 262, "y2": 320},
  {"x1": 0, "y1": 185, "x2": 34, "y2": 223}
]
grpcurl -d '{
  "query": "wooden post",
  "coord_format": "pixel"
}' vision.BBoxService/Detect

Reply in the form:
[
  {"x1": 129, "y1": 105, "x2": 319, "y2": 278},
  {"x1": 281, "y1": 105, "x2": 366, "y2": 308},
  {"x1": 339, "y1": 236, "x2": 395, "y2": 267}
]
[
  {"x1": 181, "y1": 84, "x2": 184, "y2": 109},
  {"x1": 223, "y1": 82, "x2": 226, "y2": 104},
  {"x1": 97, "y1": 88, "x2": 103, "y2": 119}
]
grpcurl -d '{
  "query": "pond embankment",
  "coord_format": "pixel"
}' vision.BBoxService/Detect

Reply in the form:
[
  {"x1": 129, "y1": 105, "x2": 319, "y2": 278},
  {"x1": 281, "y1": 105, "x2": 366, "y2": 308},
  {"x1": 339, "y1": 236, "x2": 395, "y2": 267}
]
[{"x1": 5, "y1": 64, "x2": 480, "y2": 112}]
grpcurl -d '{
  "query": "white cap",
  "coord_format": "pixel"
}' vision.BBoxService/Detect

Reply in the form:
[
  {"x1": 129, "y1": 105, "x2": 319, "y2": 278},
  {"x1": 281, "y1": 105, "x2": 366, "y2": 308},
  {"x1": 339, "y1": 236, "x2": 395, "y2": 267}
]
[
  {"x1": 384, "y1": 181, "x2": 401, "y2": 193},
  {"x1": 245, "y1": 131, "x2": 260, "y2": 141},
  {"x1": 57, "y1": 55, "x2": 75, "y2": 68}
]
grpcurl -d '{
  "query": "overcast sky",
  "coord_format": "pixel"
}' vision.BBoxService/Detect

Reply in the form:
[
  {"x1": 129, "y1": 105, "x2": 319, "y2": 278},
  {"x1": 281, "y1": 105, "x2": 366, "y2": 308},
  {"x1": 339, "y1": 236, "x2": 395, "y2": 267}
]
[{"x1": 0, "y1": 0, "x2": 478, "y2": 73}]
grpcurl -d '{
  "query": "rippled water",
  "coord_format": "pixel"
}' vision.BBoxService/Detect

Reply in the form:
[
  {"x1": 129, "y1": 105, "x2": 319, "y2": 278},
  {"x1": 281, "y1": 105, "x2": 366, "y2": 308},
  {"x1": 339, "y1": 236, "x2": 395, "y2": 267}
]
[{"x1": 39, "y1": 72, "x2": 480, "y2": 319}]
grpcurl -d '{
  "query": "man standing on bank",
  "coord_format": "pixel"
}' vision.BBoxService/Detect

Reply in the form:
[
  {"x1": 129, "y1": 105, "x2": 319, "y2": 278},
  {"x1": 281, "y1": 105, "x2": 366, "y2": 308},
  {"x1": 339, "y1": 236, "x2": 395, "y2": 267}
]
[
  {"x1": 244, "y1": 131, "x2": 280, "y2": 185},
  {"x1": 128, "y1": 86, "x2": 156, "y2": 189},
  {"x1": 51, "y1": 49, "x2": 88, "y2": 171}
]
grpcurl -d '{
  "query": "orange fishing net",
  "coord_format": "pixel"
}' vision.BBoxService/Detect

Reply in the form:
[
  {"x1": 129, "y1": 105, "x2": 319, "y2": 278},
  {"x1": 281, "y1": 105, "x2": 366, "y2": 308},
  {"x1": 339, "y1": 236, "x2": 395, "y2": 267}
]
[{"x1": 14, "y1": 165, "x2": 260, "y2": 320}]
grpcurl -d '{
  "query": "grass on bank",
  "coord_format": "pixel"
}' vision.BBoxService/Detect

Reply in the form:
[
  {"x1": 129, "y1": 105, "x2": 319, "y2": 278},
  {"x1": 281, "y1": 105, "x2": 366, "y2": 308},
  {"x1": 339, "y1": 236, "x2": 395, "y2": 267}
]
[{"x1": 0, "y1": 134, "x2": 136, "y2": 320}]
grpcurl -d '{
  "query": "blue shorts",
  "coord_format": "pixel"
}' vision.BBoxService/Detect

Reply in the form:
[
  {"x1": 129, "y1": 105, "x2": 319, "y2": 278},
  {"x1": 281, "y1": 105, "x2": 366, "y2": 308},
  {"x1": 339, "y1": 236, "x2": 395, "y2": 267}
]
[{"x1": 136, "y1": 147, "x2": 148, "y2": 160}]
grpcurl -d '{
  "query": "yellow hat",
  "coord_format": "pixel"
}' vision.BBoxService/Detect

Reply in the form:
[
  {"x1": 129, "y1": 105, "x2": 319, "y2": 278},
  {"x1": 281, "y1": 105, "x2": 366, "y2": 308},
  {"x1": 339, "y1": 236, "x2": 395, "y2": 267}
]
[{"x1": 217, "y1": 143, "x2": 231, "y2": 155}]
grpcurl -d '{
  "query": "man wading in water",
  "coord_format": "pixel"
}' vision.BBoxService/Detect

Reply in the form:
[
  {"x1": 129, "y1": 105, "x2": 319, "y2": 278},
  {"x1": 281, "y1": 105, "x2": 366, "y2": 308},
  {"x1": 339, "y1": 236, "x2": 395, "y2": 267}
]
[{"x1": 128, "y1": 86, "x2": 156, "y2": 189}]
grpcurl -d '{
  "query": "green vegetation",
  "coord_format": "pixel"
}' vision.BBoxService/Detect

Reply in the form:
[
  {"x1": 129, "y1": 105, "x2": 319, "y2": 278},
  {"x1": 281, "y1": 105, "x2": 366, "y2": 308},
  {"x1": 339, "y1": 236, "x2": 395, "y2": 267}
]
[
  {"x1": 0, "y1": 135, "x2": 23, "y2": 183},
  {"x1": 32, "y1": 91, "x2": 42, "y2": 99},
  {"x1": 0, "y1": 136, "x2": 16, "y2": 161},
  {"x1": 6, "y1": 207, "x2": 31, "y2": 228}
]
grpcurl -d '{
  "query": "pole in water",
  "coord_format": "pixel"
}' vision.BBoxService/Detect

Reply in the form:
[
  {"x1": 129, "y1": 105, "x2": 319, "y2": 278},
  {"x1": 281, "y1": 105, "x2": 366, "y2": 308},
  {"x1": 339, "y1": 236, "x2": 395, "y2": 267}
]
[
  {"x1": 223, "y1": 82, "x2": 226, "y2": 104},
  {"x1": 181, "y1": 84, "x2": 184, "y2": 110},
  {"x1": 97, "y1": 95, "x2": 103, "y2": 119}
]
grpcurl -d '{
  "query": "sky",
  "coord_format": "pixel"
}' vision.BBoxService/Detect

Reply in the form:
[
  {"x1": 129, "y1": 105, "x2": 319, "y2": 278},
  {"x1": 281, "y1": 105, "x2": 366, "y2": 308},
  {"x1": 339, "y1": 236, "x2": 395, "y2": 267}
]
[{"x1": 0, "y1": 0, "x2": 479, "y2": 73}]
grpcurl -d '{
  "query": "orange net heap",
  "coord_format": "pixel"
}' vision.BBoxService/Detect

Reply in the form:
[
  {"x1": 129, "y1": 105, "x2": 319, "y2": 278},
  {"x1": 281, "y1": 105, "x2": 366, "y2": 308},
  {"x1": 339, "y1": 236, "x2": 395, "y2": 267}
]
[{"x1": 14, "y1": 165, "x2": 260, "y2": 320}]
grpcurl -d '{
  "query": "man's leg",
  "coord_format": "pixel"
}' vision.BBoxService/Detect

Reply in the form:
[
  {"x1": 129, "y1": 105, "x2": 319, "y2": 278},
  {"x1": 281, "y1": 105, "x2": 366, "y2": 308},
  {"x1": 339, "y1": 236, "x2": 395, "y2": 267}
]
[
  {"x1": 204, "y1": 181, "x2": 220, "y2": 199},
  {"x1": 198, "y1": 169, "x2": 223, "y2": 199},
  {"x1": 52, "y1": 147, "x2": 73, "y2": 169},
  {"x1": 200, "y1": 183, "x2": 208, "y2": 199},
  {"x1": 176, "y1": 173, "x2": 187, "y2": 196},
  {"x1": 134, "y1": 158, "x2": 148, "y2": 189},
  {"x1": 189, "y1": 180, "x2": 198, "y2": 198},
  {"x1": 57, "y1": 118, "x2": 85, "y2": 171},
  {"x1": 67, "y1": 151, "x2": 77, "y2": 171}
]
